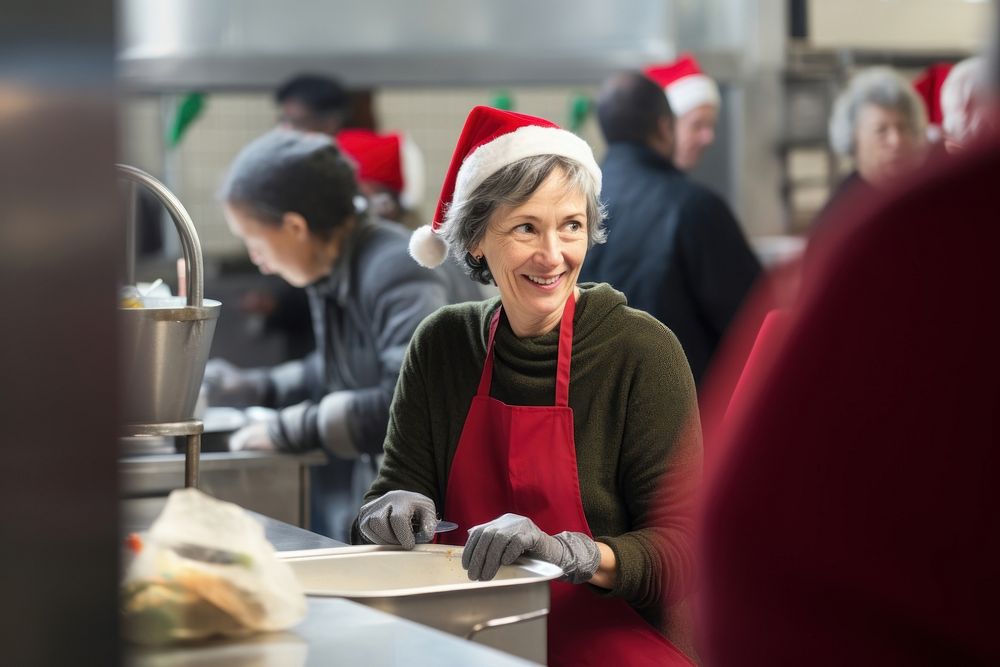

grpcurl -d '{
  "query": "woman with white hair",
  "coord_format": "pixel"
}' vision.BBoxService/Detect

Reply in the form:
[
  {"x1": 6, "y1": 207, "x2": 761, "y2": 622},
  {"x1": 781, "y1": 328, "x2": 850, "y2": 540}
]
[
  {"x1": 819, "y1": 67, "x2": 928, "y2": 224},
  {"x1": 941, "y1": 56, "x2": 994, "y2": 153}
]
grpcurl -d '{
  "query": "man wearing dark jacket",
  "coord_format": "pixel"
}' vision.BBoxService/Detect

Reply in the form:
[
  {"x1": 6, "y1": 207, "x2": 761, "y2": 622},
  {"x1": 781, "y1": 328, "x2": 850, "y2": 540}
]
[{"x1": 581, "y1": 71, "x2": 761, "y2": 385}]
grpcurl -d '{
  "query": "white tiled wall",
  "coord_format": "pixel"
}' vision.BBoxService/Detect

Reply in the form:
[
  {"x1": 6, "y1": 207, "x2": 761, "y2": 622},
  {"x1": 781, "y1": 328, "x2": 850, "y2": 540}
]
[
  {"x1": 120, "y1": 87, "x2": 602, "y2": 258},
  {"x1": 121, "y1": 93, "x2": 276, "y2": 256}
]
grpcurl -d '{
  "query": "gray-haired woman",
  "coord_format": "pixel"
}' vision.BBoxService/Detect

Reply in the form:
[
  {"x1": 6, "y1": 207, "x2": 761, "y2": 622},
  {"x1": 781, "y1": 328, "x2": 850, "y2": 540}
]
[
  {"x1": 353, "y1": 106, "x2": 701, "y2": 665},
  {"x1": 820, "y1": 67, "x2": 928, "y2": 223},
  {"x1": 941, "y1": 56, "x2": 993, "y2": 153}
]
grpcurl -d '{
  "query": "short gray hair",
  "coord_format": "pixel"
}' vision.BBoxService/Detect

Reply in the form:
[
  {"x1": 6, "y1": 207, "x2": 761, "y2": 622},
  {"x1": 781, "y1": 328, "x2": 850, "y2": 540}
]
[
  {"x1": 441, "y1": 155, "x2": 606, "y2": 285},
  {"x1": 941, "y1": 56, "x2": 988, "y2": 142},
  {"x1": 829, "y1": 67, "x2": 928, "y2": 157}
]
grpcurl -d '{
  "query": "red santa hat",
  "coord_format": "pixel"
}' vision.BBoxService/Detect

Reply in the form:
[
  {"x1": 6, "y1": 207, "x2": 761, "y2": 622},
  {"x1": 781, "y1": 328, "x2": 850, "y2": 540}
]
[
  {"x1": 336, "y1": 129, "x2": 425, "y2": 208},
  {"x1": 644, "y1": 54, "x2": 721, "y2": 117},
  {"x1": 912, "y1": 62, "x2": 954, "y2": 143},
  {"x1": 409, "y1": 105, "x2": 601, "y2": 268}
]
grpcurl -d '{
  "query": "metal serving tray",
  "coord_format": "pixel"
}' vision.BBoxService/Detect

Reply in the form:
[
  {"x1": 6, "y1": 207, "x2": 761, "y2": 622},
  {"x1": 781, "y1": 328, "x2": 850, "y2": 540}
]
[{"x1": 280, "y1": 544, "x2": 562, "y2": 664}]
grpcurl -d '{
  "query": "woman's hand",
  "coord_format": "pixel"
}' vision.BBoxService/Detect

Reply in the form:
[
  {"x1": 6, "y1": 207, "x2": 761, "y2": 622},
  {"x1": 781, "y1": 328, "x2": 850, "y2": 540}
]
[
  {"x1": 462, "y1": 513, "x2": 602, "y2": 584},
  {"x1": 228, "y1": 421, "x2": 275, "y2": 451},
  {"x1": 357, "y1": 490, "x2": 438, "y2": 550}
]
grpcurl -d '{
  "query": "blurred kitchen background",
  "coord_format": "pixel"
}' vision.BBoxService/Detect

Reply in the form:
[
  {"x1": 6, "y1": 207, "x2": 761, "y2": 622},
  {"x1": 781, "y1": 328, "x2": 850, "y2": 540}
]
[{"x1": 116, "y1": 0, "x2": 992, "y2": 366}]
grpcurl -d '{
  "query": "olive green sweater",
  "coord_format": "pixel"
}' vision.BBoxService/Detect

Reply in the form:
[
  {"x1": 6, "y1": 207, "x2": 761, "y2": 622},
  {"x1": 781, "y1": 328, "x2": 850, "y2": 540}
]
[{"x1": 361, "y1": 283, "x2": 702, "y2": 641}]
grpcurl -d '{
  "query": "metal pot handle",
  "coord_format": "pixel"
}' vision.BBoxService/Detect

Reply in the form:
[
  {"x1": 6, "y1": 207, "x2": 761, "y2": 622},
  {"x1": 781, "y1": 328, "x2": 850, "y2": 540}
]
[
  {"x1": 465, "y1": 607, "x2": 548, "y2": 640},
  {"x1": 116, "y1": 163, "x2": 204, "y2": 308}
]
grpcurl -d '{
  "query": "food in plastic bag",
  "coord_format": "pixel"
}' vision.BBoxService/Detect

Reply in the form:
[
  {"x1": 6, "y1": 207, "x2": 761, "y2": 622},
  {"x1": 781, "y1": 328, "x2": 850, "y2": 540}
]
[
  {"x1": 121, "y1": 488, "x2": 307, "y2": 645},
  {"x1": 120, "y1": 286, "x2": 143, "y2": 309}
]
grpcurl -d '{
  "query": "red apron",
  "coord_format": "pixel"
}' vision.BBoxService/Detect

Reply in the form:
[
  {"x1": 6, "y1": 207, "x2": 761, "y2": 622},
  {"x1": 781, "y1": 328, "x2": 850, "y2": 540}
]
[{"x1": 440, "y1": 295, "x2": 692, "y2": 666}]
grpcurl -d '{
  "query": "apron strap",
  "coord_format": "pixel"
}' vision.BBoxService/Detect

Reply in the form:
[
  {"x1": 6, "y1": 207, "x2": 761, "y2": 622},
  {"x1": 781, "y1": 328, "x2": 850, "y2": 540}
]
[
  {"x1": 476, "y1": 306, "x2": 504, "y2": 397},
  {"x1": 476, "y1": 293, "x2": 577, "y2": 407},
  {"x1": 555, "y1": 292, "x2": 575, "y2": 407}
]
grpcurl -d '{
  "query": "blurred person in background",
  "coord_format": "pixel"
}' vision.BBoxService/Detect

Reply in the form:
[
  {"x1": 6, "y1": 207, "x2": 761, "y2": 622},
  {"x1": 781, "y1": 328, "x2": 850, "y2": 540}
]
[
  {"x1": 275, "y1": 73, "x2": 352, "y2": 136},
  {"x1": 643, "y1": 54, "x2": 721, "y2": 171},
  {"x1": 941, "y1": 56, "x2": 996, "y2": 153},
  {"x1": 233, "y1": 74, "x2": 358, "y2": 366},
  {"x1": 277, "y1": 75, "x2": 428, "y2": 227},
  {"x1": 818, "y1": 67, "x2": 928, "y2": 225},
  {"x1": 581, "y1": 71, "x2": 761, "y2": 386},
  {"x1": 203, "y1": 129, "x2": 482, "y2": 541},
  {"x1": 337, "y1": 128, "x2": 427, "y2": 229},
  {"x1": 355, "y1": 106, "x2": 701, "y2": 665}
]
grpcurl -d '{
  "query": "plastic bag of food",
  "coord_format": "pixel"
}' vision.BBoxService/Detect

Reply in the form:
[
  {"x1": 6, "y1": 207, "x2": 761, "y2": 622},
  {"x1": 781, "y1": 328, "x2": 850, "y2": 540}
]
[{"x1": 121, "y1": 489, "x2": 307, "y2": 645}]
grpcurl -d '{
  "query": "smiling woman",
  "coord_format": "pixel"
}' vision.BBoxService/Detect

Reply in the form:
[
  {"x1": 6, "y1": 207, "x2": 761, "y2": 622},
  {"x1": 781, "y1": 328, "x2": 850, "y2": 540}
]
[
  {"x1": 456, "y1": 158, "x2": 594, "y2": 336},
  {"x1": 443, "y1": 154, "x2": 603, "y2": 282},
  {"x1": 470, "y1": 171, "x2": 589, "y2": 337},
  {"x1": 355, "y1": 107, "x2": 702, "y2": 666}
]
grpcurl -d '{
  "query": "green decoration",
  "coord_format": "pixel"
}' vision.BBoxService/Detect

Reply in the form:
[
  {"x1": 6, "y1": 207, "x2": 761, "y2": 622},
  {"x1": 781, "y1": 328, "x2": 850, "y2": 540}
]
[
  {"x1": 166, "y1": 92, "x2": 206, "y2": 149},
  {"x1": 489, "y1": 90, "x2": 514, "y2": 111},
  {"x1": 568, "y1": 92, "x2": 591, "y2": 134}
]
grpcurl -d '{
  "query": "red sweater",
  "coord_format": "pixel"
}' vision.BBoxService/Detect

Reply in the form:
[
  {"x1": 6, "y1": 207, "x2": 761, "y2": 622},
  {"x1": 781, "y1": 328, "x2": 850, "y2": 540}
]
[{"x1": 699, "y1": 136, "x2": 1000, "y2": 665}]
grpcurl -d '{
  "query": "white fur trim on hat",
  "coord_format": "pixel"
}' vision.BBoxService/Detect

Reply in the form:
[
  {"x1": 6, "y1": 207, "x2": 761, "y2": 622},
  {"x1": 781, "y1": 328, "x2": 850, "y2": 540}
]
[
  {"x1": 453, "y1": 125, "x2": 602, "y2": 212},
  {"x1": 666, "y1": 74, "x2": 721, "y2": 117},
  {"x1": 409, "y1": 223, "x2": 448, "y2": 268}
]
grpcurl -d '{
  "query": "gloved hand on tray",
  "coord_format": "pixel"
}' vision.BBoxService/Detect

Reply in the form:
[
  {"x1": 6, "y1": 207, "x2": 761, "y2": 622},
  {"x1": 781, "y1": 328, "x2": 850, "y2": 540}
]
[
  {"x1": 463, "y1": 513, "x2": 601, "y2": 584},
  {"x1": 357, "y1": 490, "x2": 438, "y2": 550}
]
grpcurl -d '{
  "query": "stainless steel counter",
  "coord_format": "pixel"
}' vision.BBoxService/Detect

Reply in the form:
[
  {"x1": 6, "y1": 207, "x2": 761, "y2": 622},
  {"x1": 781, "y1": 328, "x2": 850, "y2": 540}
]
[
  {"x1": 121, "y1": 509, "x2": 536, "y2": 666},
  {"x1": 125, "y1": 597, "x2": 538, "y2": 666},
  {"x1": 120, "y1": 499, "x2": 346, "y2": 552},
  {"x1": 121, "y1": 449, "x2": 326, "y2": 527}
]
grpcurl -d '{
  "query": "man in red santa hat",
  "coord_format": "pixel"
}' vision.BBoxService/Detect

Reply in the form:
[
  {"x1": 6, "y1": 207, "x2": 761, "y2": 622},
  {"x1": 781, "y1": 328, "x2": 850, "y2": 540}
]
[
  {"x1": 643, "y1": 54, "x2": 722, "y2": 171},
  {"x1": 580, "y1": 69, "x2": 761, "y2": 386}
]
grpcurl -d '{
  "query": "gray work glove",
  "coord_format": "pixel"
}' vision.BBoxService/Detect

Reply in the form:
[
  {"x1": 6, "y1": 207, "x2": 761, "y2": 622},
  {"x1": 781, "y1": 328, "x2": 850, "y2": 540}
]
[
  {"x1": 463, "y1": 513, "x2": 601, "y2": 584},
  {"x1": 358, "y1": 490, "x2": 438, "y2": 550},
  {"x1": 202, "y1": 358, "x2": 271, "y2": 408},
  {"x1": 231, "y1": 405, "x2": 314, "y2": 453}
]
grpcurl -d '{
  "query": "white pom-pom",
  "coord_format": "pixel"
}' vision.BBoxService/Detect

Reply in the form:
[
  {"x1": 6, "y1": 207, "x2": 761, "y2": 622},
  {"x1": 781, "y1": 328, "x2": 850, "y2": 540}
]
[{"x1": 408, "y1": 224, "x2": 448, "y2": 268}]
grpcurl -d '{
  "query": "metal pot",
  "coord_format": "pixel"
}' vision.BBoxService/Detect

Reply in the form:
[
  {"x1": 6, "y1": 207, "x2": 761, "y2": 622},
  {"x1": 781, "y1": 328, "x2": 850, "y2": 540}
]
[
  {"x1": 120, "y1": 297, "x2": 220, "y2": 424},
  {"x1": 117, "y1": 165, "x2": 220, "y2": 425},
  {"x1": 281, "y1": 544, "x2": 562, "y2": 664}
]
